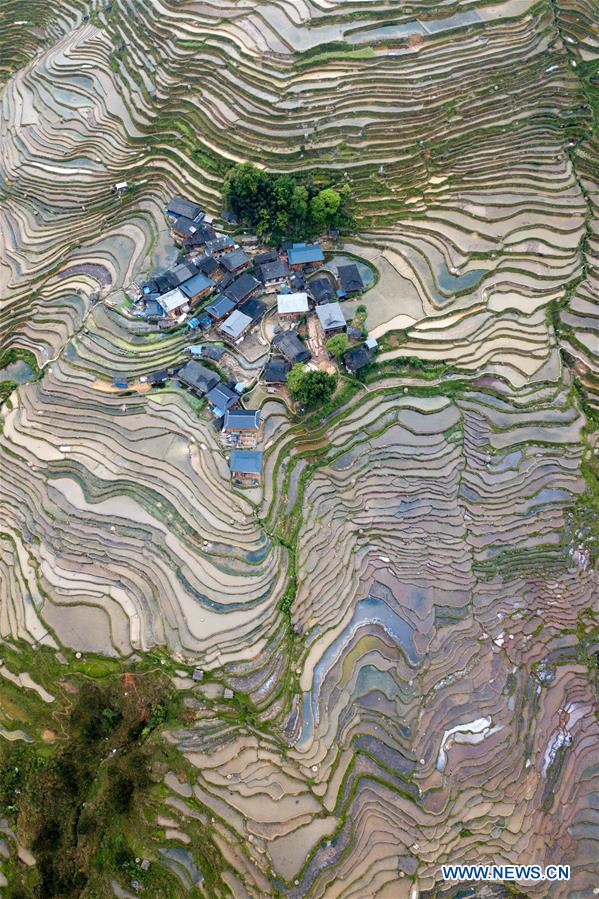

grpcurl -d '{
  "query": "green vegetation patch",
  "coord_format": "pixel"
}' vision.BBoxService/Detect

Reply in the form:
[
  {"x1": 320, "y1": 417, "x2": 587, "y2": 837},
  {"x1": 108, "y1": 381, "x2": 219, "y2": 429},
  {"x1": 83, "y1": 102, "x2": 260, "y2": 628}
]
[
  {"x1": 0, "y1": 651, "x2": 225, "y2": 898},
  {"x1": 223, "y1": 162, "x2": 355, "y2": 243},
  {"x1": 287, "y1": 365, "x2": 337, "y2": 408}
]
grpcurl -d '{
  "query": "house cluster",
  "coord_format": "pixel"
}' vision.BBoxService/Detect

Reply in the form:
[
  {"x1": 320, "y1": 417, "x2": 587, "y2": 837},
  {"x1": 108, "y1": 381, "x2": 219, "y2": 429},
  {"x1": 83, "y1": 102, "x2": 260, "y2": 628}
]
[
  {"x1": 174, "y1": 352, "x2": 264, "y2": 485},
  {"x1": 130, "y1": 193, "x2": 379, "y2": 482},
  {"x1": 133, "y1": 196, "x2": 371, "y2": 368}
]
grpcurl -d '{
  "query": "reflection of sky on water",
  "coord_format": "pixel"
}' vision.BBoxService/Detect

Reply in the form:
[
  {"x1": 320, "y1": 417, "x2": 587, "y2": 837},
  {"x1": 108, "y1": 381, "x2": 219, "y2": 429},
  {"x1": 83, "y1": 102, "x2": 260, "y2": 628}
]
[{"x1": 297, "y1": 594, "x2": 418, "y2": 748}]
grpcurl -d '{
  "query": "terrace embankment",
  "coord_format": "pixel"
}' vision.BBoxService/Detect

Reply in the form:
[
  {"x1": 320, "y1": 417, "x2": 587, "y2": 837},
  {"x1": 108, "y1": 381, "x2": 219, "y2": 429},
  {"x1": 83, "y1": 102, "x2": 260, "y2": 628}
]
[{"x1": 0, "y1": 0, "x2": 597, "y2": 895}]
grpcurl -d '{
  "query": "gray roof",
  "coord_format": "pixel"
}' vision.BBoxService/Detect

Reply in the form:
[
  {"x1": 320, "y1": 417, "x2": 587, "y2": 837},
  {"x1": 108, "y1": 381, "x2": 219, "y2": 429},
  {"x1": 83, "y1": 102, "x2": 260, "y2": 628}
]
[
  {"x1": 346, "y1": 326, "x2": 363, "y2": 340},
  {"x1": 261, "y1": 260, "x2": 289, "y2": 282},
  {"x1": 255, "y1": 249, "x2": 279, "y2": 266},
  {"x1": 220, "y1": 310, "x2": 252, "y2": 339},
  {"x1": 226, "y1": 273, "x2": 260, "y2": 305},
  {"x1": 230, "y1": 449, "x2": 263, "y2": 475},
  {"x1": 316, "y1": 302, "x2": 346, "y2": 331},
  {"x1": 272, "y1": 331, "x2": 310, "y2": 364},
  {"x1": 206, "y1": 236, "x2": 236, "y2": 254},
  {"x1": 220, "y1": 247, "x2": 251, "y2": 272},
  {"x1": 200, "y1": 344, "x2": 226, "y2": 361},
  {"x1": 169, "y1": 262, "x2": 197, "y2": 286},
  {"x1": 167, "y1": 196, "x2": 203, "y2": 221},
  {"x1": 224, "y1": 409, "x2": 261, "y2": 430},
  {"x1": 178, "y1": 360, "x2": 219, "y2": 394}
]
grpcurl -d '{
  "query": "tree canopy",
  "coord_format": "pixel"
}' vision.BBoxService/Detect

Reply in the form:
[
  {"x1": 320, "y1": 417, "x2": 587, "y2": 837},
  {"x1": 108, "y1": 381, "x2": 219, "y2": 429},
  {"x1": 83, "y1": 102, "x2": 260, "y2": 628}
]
[
  {"x1": 287, "y1": 365, "x2": 337, "y2": 407},
  {"x1": 223, "y1": 162, "x2": 354, "y2": 242},
  {"x1": 325, "y1": 333, "x2": 349, "y2": 359}
]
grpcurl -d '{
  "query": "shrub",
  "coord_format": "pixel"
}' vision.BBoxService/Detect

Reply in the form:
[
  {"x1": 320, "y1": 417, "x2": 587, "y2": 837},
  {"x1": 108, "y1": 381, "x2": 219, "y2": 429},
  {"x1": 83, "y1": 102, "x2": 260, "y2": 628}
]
[
  {"x1": 325, "y1": 333, "x2": 349, "y2": 359},
  {"x1": 287, "y1": 365, "x2": 337, "y2": 407}
]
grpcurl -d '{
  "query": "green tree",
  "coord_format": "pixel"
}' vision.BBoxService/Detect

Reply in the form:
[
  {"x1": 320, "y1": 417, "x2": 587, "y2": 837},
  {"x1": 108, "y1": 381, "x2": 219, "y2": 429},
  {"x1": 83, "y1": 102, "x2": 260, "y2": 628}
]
[
  {"x1": 287, "y1": 365, "x2": 337, "y2": 407},
  {"x1": 310, "y1": 188, "x2": 341, "y2": 229},
  {"x1": 222, "y1": 162, "x2": 354, "y2": 239},
  {"x1": 290, "y1": 184, "x2": 308, "y2": 227},
  {"x1": 325, "y1": 333, "x2": 349, "y2": 359}
]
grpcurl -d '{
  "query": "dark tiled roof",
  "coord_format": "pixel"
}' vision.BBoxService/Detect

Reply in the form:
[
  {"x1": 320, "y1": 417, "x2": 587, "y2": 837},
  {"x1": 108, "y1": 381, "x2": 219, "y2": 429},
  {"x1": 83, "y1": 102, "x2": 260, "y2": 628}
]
[
  {"x1": 200, "y1": 344, "x2": 226, "y2": 361},
  {"x1": 260, "y1": 260, "x2": 289, "y2": 282},
  {"x1": 172, "y1": 216, "x2": 198, "y2": 237},
  {"x1": 344, "y1": 346, "x2": 372, "y2": 373},
  {"x1": 220, "y1": 247, "x2": 251, "y2": 272},
  {"x1": 194, "y1": 255, "x2": 220, "y2": 276},
  {"x1": 206, "y1": 236, "x2": 236, "y2": 254},
  {"x1": 346, "y1": 326, "x2": 363, "y2": 340},
  {"x1": 178, "y1": 361, "x2": 220, "y2": 394},
  {"x1": 225, "y1": 273, "x2": 260, "y2": 305},
  {"x1": 149, "y1": 369, "x2": 169, "y2": 384},
  {"x1": 183, "y1": 224, "x2": 216, "y2": 247},
  {"x1": 154, "y1": 273, "x2": 173, "y2": 294},
  {"x1": 254, "y1": 250, "x2": 279, "y2": 266},
  {"x1": 167, "y1": 196, "x2": 203, "y2": 221},
  {"x1": 272, "y1": 331, "x2": 311, "y2": 364},
  {"x1": 263, "y1": 359, "x2": 291, "y2": 383},
  {"x1": 169, "y1": 262, "x2": 197, "y2": 287},
  {"x1": 337, "y1": 263, "x2": 363, "y2": 293},
  {"x1": 309, "y1": 277, "x2": 334, "y2": 303},
  {"x1": 237, "y1": 296, "x2": 266, "y2": 322}
]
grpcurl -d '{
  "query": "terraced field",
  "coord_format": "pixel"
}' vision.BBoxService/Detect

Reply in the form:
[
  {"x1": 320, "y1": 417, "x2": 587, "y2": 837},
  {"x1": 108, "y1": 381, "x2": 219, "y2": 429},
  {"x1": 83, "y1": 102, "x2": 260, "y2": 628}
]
[{"x1": 0, "y1": 0, "x2": 597, "y2": 896}]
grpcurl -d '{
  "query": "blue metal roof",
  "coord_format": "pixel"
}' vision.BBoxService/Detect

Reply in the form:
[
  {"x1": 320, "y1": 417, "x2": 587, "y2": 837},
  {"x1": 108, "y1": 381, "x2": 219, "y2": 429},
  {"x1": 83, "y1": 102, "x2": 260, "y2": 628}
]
[
  {"x1": 206, "y1": 384, "x2": 238, "y2": 414},
  {"x1": 180, "y1": 272, "x2": 214, "y2": 298},
  {"x1": 224, "y1": 409, "x2": 260, "y2": 430},
  {"x1": 230, "y1": 449, "x2": 263, "y2": 474},
  {"x1": 287, "y1": 243, "x2": 324, "y2": 266},
  {"x1": 206, "y1": 295, "x2": 235, "y2": 319}
]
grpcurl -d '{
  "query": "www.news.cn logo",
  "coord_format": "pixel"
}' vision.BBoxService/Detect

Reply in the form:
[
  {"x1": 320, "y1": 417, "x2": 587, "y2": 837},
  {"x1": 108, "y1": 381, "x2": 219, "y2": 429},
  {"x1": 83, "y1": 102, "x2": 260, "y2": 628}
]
[{"x1": 442, "y1": 864, "x2": 570, "y2": 882}]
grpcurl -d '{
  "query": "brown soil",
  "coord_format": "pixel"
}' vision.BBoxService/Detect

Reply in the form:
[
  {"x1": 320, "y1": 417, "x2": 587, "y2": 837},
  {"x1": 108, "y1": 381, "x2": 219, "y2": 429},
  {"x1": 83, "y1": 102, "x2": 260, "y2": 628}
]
[{"x1": 306, "y1": 318, "x2": 337, "y2": 374}]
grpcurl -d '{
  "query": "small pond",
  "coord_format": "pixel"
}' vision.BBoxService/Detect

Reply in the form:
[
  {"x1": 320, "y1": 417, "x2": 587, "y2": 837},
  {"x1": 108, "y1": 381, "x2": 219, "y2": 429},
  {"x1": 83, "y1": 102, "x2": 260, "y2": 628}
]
[
  {"x1": 437, "y1": 262, "x2": 487, "y2": 294},
  {"x1": 324, "y1": 254, "x2": 376, "y2": 288},
  {"x1": 0, "y1": 360, "x2": 34, "y2": 384}
]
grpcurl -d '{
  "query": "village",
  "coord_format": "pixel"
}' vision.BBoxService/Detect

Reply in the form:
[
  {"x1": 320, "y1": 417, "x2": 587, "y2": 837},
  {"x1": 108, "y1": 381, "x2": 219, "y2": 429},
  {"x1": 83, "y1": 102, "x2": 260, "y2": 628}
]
[{"x1": 125, "y1": 194, "x2": 378, "y2": 487}]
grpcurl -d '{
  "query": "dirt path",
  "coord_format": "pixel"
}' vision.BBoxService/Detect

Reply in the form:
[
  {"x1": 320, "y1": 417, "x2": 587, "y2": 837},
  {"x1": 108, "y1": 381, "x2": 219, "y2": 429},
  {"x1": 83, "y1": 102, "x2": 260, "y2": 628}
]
[{"x1": 307, "y1": 317, "x2": 336, "y2": 374}]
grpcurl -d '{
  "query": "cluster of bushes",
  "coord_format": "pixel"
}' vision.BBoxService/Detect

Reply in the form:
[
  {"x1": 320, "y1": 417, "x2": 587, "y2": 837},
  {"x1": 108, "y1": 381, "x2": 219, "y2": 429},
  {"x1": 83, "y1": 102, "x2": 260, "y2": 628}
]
[
  {"x1": 0, "y1": 672, "x2": 177, "y2": 897},
  {"x1": 223, "y1": 162, "x2": 355, "y2": 242},
  {"x1": 287, "y1": 365, "x2": 337, "y2": 407}
]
